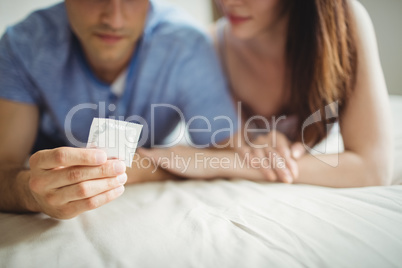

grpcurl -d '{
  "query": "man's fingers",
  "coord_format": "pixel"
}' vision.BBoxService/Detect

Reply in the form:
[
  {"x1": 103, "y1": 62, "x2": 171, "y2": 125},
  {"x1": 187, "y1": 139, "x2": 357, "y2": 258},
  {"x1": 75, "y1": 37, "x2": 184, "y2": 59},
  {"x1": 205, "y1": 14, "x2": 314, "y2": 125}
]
[
  {"x1": 249, "y1": 148, "x2": 280, "y2": 182},
  {"x1": 252, "y1": 148, "x2": 264, "y2": 169},
  {"x1": 242, "y1": 146, "x2": 277, "y2": 181},
  {"x1": 48, "y1": 160, "x2": 126, "y2": 188},
  {"x1": 30, "y1": 147, "x2": 107, "y2": 170},
  {"x1": 239, "y1": 146, "x2": 251, "y2": 160},
  {"x1": 275, "y1": 144, "x2": 295, "y2": 168},
  {"x1": 55, "y1": 174, "x2": 127, "y2": 204},
  {"x1": 273, "y1": 166, "x2": 294, "y2": 184},
  {"x1": 262, "y1": 167, "x2": 277, "y2": 182},
  {"x1": 286, "y1": 158, "x2": 299, "y2": 180},
  {"x1": 58, "y1": 186, "x2": 125, "y2": 219},
  {"x1": 276, "y1": 143, "x2": 291, "y2": 161},
  {"x1": 275, "y1": 146, "x2": 298, "y2": 180},
  {"x1": 74, "y1": 186, "x2": 125, "y2": 212},
  {"x1": 268, "y1": 130, "x2": 289, "y2": 149},
  {"x1": 252, "y1": 148, "x2": 276, "y2": 182},
  {"x1": 266, "y1": 132, "x2": 295, "y2": 182},
  {"x1": 264, "y1": 148, "x2": 293, "y2": 183}
]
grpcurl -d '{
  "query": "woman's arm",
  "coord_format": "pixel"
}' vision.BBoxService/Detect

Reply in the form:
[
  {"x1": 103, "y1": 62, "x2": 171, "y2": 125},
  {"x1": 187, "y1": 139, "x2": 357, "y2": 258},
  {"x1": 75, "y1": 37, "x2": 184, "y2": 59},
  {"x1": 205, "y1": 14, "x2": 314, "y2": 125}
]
[
  {"x1": 295, "y1": 0, "x2": 393, "y2": 187},
  {"x1": 239, "y1": 1, "x2": 393, "y2": 188}
]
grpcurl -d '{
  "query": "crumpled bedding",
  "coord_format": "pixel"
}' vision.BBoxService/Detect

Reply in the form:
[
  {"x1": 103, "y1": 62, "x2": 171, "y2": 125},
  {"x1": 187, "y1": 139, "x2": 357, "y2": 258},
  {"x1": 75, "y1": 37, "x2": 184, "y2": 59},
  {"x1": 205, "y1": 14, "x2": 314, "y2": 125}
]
[{"x1": 1, "y1": 181, "x2": 402, "y2": 268}]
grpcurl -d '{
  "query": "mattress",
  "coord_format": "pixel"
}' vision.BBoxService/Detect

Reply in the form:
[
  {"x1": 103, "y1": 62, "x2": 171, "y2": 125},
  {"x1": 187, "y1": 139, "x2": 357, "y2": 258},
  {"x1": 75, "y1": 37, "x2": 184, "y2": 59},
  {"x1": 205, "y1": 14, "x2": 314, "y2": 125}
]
[{"x1": 0, "y1": 96, "x2": 401, "y2": 268}]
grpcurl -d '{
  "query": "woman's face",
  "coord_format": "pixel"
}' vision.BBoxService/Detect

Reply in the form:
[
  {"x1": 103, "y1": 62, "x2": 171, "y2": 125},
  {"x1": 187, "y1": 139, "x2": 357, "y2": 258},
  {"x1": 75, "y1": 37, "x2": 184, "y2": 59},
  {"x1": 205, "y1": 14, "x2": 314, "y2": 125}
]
[{"x1": 217, "y1": 0, "x2": 285, "y2": 39}]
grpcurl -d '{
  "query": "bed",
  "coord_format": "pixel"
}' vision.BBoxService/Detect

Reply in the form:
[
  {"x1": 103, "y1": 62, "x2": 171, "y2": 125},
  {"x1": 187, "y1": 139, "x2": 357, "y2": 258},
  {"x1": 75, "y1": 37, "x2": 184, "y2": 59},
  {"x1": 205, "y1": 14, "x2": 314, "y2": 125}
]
[{"x1": 1, "y1": 96, "x2": 401, "y2": 268}]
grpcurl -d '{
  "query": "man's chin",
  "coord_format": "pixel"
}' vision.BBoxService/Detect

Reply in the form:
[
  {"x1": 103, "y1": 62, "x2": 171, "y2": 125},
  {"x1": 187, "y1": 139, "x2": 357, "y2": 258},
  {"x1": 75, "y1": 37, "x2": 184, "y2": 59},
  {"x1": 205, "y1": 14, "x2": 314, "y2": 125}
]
[
  {"x1": 85, "y1": 44, "x2": 134, "y2": 69},
  {"x1": 93, "y1": 53, "x2": 128, "y2": 66}
]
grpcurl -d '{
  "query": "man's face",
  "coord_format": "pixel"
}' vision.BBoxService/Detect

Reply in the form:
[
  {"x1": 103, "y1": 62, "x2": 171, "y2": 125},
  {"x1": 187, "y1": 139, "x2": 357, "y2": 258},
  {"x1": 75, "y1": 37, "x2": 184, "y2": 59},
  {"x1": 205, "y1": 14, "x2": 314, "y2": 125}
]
[{"x1": 65, "y1": 0, "x2": 149, "y2": 68}]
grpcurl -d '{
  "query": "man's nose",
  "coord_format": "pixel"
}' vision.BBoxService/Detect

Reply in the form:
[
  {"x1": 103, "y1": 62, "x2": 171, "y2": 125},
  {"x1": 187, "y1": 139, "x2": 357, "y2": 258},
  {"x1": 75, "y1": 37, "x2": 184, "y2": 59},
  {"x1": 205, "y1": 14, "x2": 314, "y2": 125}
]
[{"x1": 101, "y1": 0, "x2": 124, "y2": 31}]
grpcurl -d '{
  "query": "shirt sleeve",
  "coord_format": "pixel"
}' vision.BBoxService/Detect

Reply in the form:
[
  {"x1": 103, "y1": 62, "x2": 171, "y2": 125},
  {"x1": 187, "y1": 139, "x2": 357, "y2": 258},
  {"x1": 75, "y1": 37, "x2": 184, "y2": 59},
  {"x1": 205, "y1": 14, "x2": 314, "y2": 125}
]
[
  {"x1": 0, "y1": 31, "x2": 40, "y2": 105},
  {"x1": 177, "y1": 33, "x2": 239, "y2": 147}
]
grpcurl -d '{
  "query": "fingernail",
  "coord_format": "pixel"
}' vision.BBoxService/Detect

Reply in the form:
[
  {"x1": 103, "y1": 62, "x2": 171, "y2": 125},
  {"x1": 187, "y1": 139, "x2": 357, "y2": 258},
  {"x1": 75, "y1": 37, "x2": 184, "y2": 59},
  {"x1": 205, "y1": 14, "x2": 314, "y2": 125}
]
[
  {"x1": 266, "y1": 170, "x2": 277, "y2": 182},
  {"x1": 96, "y1": 151, "x2": 107, "y2": 164},
  {"x1": 114, "y1": 161, "x2": 126, "y2": 174},
  {"x1": 115, "y1": 186, "x2": 125, "y2": 194},
  {"x1": 293, "y1": 150, "x2": 301, "y2": 159},
  {"x1": 117, "y1": 173, "x2": 127, "y2": 185},
  {"x1": 284, "y1": 169, "x2": 293, "y2": 184},
  {"x1": 285, "y1": 176, "x2": 293, "y2": 184}
]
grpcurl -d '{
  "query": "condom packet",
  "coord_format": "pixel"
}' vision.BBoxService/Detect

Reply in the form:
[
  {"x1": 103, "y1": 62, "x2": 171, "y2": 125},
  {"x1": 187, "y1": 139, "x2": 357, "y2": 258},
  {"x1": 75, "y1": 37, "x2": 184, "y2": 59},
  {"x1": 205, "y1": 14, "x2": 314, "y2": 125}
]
[{"x1": 86, "y1": 118, "x2": 143, "y2": 167}]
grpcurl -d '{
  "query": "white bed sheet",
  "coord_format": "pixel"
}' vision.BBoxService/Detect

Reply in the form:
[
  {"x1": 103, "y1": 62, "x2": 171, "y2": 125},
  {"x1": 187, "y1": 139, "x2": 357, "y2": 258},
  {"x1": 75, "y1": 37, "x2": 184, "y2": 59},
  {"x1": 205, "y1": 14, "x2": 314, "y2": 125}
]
[
  {"x1": 0, "y1": 96, "x2": 401, "y2": 268},
  {"x1": 1, "y1": 182, "x2": 402, "y2": 268}
]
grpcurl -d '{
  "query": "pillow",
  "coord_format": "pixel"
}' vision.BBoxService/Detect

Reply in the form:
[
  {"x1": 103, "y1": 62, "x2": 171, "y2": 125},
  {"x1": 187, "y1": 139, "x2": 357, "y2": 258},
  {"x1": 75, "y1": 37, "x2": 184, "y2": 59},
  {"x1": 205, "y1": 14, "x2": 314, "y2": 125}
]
[{"x1": 390, "y1": 96, "x2": 402, "y2": 185}]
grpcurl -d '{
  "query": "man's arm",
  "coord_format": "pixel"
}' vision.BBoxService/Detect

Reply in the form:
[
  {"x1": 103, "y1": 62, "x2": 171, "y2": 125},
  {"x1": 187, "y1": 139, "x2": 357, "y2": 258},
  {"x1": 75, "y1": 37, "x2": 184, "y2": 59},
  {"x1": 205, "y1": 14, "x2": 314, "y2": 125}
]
[
  {"x1": 0, "y1": 100, "x2": 129, "y2": 219},
  {"x1": 126, "y1": 149, "x2": 179, "y2": 184},
  {"x1": 139, "y1": 145, "x2": 268, "y2": 182},
  {"x1": 0, "y1": 99, "x2": 39, "y2": 212}
]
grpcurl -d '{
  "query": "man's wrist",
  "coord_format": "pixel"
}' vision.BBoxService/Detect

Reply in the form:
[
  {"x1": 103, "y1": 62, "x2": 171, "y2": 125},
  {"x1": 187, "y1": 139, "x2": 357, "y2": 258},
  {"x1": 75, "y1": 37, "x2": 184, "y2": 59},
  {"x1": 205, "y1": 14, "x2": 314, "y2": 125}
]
[
  {"x1": 209, "y1": 150, "x2": 238, "y2": 179},
  {"x1": 16, "y1": 170, "x2": 41, "y2": 213}
]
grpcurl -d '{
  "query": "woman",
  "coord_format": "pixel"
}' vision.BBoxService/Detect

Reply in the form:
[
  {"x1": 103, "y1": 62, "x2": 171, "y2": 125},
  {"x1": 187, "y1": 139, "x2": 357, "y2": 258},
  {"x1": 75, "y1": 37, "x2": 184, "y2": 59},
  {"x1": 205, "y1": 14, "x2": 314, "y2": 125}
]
[{"x1": 142, "y1": 0, "x2": 393, "y2": 188}]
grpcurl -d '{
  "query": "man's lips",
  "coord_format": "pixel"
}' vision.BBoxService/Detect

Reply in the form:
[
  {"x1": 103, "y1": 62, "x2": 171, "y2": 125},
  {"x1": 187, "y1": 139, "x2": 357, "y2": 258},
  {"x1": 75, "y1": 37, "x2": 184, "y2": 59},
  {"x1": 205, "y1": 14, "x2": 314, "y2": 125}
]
[
  {"x1": 95, "y1": 33, "x2": 124, "y2": 44},
  {"x1": 228, "y1": 14, "x2": 252, "y2": 25}
]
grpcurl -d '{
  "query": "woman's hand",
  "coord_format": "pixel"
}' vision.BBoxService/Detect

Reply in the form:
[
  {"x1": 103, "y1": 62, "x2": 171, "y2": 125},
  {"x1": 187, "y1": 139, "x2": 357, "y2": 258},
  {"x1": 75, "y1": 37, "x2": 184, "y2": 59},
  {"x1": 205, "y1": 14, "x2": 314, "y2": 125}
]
[{"x1": 240, "y1": 131, "x2": 305, "y2": 184}]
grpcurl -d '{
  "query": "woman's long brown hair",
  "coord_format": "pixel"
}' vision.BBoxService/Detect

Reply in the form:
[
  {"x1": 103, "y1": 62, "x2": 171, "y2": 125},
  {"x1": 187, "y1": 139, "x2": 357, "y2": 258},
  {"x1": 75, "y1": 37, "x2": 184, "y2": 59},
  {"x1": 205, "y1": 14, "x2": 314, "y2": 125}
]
[
  {"x1": 284, "y1": 0, "x2": 358, "y2": 146},
  {"x1": 213, "y1": 0, "x2": 358, "y2": 146}
]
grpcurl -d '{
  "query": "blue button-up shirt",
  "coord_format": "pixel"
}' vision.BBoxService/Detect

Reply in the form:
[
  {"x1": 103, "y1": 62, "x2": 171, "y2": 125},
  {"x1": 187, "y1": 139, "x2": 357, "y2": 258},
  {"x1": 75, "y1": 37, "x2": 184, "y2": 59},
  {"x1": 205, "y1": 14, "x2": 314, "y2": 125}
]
[{"x1": 0, "y1": 0, "x2": 238, "y2": 150}]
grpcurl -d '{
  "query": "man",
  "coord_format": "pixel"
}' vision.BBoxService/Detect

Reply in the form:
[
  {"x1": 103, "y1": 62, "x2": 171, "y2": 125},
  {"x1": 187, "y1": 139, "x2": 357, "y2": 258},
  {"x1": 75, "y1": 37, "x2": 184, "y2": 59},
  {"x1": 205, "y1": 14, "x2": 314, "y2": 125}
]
[{"x1": 0, "y1": 0, "x2": 238, "y2": 219}]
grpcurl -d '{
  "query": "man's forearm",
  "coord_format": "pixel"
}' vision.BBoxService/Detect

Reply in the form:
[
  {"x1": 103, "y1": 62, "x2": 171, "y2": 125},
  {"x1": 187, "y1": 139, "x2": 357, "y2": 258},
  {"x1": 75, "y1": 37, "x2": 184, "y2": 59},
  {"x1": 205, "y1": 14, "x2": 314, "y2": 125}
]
[
  {"x1": 126, "y1": 153, "x2": 180, "y2": 184},
  {"x1": 213, "y1": 150, "x2": 266, "y2": 181},
  {"x1": 0, "y1": 166, "x2": 38, "y2": 213}
]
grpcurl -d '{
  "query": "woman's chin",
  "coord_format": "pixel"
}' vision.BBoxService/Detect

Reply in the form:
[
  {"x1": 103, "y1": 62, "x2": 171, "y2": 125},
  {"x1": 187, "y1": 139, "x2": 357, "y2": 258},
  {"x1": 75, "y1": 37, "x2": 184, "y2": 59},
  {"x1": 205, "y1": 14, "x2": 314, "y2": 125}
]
[{"x1": 228, "y1": 26, "x2": 257, "y2": 41}]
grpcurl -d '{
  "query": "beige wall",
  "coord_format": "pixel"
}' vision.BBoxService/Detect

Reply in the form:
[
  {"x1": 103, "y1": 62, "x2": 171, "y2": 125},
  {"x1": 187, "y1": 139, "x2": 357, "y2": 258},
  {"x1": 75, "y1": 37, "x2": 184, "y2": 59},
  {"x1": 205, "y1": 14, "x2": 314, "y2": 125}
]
[
  {"x1": 0, "y1": 0, "x2": 59, "y2": 35},
  {"x1": 359, "y1": 0, "x2": 402, "y2": 95}
]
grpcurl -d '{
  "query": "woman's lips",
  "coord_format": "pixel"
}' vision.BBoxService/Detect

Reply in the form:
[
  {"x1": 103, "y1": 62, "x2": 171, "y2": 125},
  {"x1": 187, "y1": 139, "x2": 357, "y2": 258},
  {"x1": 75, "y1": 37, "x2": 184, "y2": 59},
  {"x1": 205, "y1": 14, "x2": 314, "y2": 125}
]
[
  {"x1": 228, "y1": 14, "x2": 252, "y2": 25},
  {"x1": 96, "y1": 34, "x2": 124, "y2": 44}
]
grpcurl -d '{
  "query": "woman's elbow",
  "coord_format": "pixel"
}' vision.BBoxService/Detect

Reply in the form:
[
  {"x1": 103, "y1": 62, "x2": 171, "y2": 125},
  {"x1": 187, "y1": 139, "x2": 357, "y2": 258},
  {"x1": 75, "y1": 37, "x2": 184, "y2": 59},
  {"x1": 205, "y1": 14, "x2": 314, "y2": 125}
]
[
  {"x1": 368, "y1": 174, "x2": 392, "y2": 187},
  {"x1": 364, "y1": 157, "x2": 393, "y2": 187}
]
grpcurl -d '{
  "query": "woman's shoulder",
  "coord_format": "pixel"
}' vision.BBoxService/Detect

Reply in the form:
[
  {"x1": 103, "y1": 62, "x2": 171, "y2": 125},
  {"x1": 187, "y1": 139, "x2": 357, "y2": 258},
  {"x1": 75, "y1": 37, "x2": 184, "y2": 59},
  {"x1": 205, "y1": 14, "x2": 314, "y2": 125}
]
[
  {"x1": 348, "y1": 0, "x2": 381, "y2": 73},
  {"x1": 349, "y1": 0, "x2": 369, "y2": 16},
  {"x1": 349, "y1": 0, "x2": 374, "y2": 34}
]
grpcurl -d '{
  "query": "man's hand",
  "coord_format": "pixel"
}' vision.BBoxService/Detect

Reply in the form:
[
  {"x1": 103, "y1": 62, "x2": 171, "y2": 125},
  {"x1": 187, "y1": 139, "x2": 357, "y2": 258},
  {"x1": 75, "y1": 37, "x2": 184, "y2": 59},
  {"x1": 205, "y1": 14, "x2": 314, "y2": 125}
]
[
  {"x1": 28, "y1": 147, "x2": 127, "y2": 219},
  {"x1": 240, "y1": 131, "x2": 305, "y2": 184}
]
